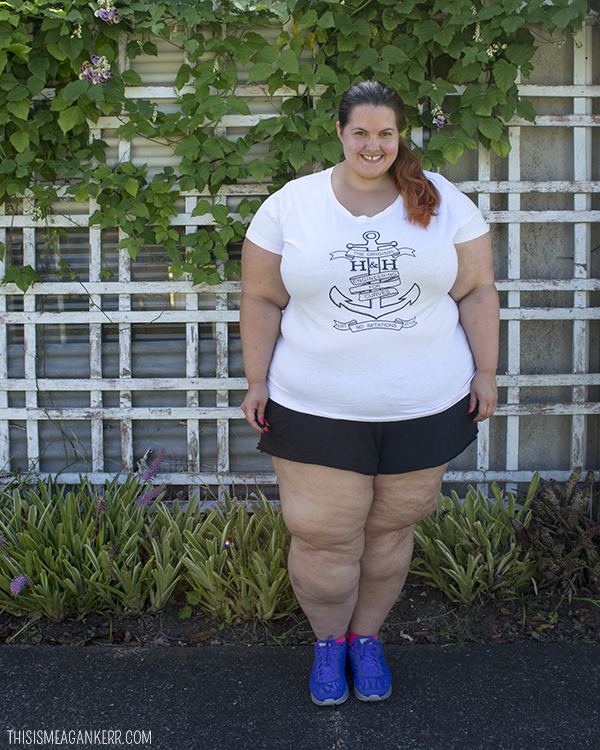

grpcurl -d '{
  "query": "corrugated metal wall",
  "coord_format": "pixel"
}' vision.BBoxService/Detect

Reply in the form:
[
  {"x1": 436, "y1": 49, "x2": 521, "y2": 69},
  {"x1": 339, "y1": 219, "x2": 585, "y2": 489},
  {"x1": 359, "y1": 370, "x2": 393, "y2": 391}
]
[{"x1": 0, "y1": 24, "x2": 598, "y2": 495}]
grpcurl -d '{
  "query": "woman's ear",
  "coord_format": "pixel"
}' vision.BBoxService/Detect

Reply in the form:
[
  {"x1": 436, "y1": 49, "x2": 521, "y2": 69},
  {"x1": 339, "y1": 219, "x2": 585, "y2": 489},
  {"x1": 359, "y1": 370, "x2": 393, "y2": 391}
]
[{"x1": 336, "y1": 121, "x2": 342, "y2": 140}]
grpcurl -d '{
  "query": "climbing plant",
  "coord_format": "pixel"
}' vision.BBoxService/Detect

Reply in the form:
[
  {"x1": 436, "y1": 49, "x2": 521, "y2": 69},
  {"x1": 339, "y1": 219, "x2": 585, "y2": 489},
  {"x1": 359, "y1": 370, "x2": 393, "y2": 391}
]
[{"x1": 0, "y1": 0, "x2": 592, "y2": 288}]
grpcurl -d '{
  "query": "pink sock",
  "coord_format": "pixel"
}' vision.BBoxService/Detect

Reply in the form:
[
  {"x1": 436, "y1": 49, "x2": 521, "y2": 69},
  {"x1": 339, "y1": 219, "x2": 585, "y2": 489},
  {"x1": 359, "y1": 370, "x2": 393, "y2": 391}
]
[{"x1": 348, "y1": 631, "x2": 378, "y2": 645}]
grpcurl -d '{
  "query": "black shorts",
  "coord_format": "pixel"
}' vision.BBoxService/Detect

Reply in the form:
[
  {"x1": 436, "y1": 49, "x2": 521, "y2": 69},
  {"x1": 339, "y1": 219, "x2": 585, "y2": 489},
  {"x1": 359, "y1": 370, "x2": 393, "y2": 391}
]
[{"x1": 257, "y1": 395, "x2": 478, "y2": 476}]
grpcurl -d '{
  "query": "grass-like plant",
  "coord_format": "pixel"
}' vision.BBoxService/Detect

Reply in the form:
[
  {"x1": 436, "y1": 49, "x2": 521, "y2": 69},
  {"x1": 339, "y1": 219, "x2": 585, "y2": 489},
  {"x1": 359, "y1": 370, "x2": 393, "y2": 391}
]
[
  {"x1": 0, "y1": 474, "x2": 173, "y2": 620},
  {"x1": 182, "y1": 491, "x2": 298, "y2": 624},
  {"x1": 410, "y1": 483, "x2": 539, "y2": 605},
  {"x1": 1, "y1": 469, "x2": 597, "y2": 622}
]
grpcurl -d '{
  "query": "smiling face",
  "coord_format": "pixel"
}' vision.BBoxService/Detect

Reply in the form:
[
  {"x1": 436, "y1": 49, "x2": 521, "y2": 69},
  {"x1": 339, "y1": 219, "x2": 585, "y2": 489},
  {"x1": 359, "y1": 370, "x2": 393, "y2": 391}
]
[{"x1": 336, "y1": 104, "x2": 400, "y2": 186}]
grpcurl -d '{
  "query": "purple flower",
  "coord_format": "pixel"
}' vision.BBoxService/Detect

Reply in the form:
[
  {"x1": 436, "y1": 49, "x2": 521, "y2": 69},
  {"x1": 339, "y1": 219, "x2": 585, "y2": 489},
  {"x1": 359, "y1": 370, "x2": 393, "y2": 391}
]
[
  {"x1": 0, "y1": 533, "x2": 7, "y2": 551},
  {"x1": 10, "y1": 574, "x2": 30, "y2": 596},
  {"x1": 96, "y1": 71, "x2": 114, "y2": 85},
  {"x1": 143, "y1": 447, "x2": 165, "y2": 482},
  {"x1": 433, "y1": 115, "x2": 446, "y2": 128},
  {"x1": 79, "y1": 55, "x2": 114, "y2": 85},
  {"x1": 79, "y1": 61, "x2": 95, "y2": 82},
  {"x1": 94, "y1": 7, "x2": 121, "y2": 24},
  {"x1": 137, "y1": 483, "x2": 167, "y2": 507}
]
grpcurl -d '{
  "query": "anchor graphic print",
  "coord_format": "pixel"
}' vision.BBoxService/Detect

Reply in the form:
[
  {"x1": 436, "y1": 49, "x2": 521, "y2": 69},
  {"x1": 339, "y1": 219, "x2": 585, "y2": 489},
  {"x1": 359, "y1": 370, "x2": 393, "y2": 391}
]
[{"x1": 329, "y1": 231, "x2": 421, "y2": 332}]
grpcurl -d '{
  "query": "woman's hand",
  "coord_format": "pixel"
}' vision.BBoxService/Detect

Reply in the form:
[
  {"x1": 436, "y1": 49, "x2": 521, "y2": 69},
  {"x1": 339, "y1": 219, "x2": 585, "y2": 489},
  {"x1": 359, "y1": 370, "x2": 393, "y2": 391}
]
[
  {"x1": 469, "y1": 370, "x2": 498, "y2": 422},
  {"x1": 241, "y1": 382, "x2": 270, "y2": 433}
]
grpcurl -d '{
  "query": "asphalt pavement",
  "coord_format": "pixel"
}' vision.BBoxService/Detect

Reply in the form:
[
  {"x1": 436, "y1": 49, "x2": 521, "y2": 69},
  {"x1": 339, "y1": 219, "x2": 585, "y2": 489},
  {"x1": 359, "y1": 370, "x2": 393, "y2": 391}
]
[{"x1": 2, "y1": 642, "x2": 599, "y2": 750}]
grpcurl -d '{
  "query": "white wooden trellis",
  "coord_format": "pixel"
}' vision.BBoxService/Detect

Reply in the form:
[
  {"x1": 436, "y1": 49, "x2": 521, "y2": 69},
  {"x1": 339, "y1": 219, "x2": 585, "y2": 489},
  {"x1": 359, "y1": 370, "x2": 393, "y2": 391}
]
[{"x1": 0, "y1": 28, "x2": 599, "y2": 492}]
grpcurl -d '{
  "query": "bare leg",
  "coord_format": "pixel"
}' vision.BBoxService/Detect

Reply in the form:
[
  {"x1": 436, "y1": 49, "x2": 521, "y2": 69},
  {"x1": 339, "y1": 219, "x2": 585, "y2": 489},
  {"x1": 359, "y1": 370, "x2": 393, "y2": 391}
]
[
  {"x1": 272, "y1": 457, "x2": 374, "y2": 641},
  {"x1": 348, "y1": 465, "x2": 447, "y2": 637}
]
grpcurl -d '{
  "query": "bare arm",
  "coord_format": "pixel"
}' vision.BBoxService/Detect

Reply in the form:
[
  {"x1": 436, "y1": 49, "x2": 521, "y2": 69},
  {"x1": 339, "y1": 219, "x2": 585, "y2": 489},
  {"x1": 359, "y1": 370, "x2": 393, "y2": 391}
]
[
  {"x1": 240, "y1": 238, "x2": 290, "y2": 433},
  {"x1": 450, "y1": 232, "x2": 499, "y2": 422}
]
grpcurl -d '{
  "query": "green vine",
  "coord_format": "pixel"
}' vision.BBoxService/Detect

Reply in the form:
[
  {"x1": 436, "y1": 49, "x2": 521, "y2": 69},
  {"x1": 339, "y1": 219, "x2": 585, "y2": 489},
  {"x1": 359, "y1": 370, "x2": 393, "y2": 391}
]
[{"x1": 0, "y1": 0, "x2": 592, "y2": 289}]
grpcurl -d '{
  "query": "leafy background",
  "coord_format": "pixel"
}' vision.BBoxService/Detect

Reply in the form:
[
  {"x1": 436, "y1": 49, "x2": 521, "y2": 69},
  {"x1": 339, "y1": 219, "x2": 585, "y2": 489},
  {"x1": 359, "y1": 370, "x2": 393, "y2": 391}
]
[{"x1": 0, "y1": 0, "x2": 593, "y2": 288}]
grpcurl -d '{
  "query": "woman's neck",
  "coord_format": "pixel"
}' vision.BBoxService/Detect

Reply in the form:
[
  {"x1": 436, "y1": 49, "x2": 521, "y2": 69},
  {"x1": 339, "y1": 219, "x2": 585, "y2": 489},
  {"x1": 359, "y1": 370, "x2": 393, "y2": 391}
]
[{"x1": 331, "y1": 163, "x2": 400, "y2": 217}]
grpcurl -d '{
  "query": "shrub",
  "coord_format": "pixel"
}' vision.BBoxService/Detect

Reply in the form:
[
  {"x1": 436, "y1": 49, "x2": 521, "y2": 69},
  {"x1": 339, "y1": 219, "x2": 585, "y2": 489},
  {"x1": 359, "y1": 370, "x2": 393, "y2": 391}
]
[
  {"x1": 182, "y1": 491, "x2": 298, "y2": 624},
  {"x1": 511, "y1": 469, "x2": 600, "y2": 596},
  {"x1": 411, "y1": 483, "x2": 539, "y2": 605},
  {"x1": 0, "y1": 474, "x2": 174, "y2": 620}
]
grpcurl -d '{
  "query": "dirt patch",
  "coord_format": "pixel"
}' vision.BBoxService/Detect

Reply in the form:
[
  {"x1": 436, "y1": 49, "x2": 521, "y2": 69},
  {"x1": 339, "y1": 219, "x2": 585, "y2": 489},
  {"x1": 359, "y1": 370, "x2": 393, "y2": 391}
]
[{"x1": 1, "y1": 580, "x2": 598, "y2": 649}]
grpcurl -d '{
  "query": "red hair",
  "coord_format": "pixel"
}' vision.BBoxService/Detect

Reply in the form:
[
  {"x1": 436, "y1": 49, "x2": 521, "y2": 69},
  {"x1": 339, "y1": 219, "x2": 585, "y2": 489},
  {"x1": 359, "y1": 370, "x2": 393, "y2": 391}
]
[{"x1": 392, "y1": 140, "x2": 440, "y2": 229}]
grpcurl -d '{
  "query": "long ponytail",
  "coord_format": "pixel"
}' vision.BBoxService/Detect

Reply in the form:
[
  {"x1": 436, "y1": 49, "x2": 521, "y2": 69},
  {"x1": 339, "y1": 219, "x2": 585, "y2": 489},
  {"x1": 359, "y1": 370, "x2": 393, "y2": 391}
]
[{"x1": 391, "y1": 140, "x2": 440, "y2": 229}]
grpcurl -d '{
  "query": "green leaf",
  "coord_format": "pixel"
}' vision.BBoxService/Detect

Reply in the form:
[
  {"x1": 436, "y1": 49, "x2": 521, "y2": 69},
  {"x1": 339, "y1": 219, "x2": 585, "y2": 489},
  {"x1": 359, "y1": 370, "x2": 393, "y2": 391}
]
[
  {"x1": 382, "y1": 8, "x2": 401, "y2": 31},
  {"x1": 3, "y1": 264, "x2": 41, "y2": 292},
  {"x1": 448, "y1": 60, "x2": 482, "y2": 84},
  {"x1": 355, "y1": 47, "x2": 378, "y2": 70},
  {"x1": 0, "y1": 158, "x2": 16, "y2": 174},
  {"x1": 416, "y1": 19, "x2": 440, "y2": 43},
  {"x1": 220, "y1": 225, "x2": 235, "y2": 245},
  {"x1": 9, "y1": 130, "x2": 29, "y2": 152},
  {"x1": 478, "y1": 116, "x2": 503, "y2": 141},
  {"x1": 7, "y1": 42, "x2": 29, "y2": 61},
  {"x1": 6, "y1": 99, "x2": 29, "y2": 120},
  {"x1": 516, "y1": 99, "x2": 536, "y2": 122},
  {"x1": 252, "y1": 45, "x2": 279, "y2": 64},
  {"x1": 202, "y1": 139, "x2": 224, "y2": 159},
  {"x1": 7, "y1": 84, "x2": 29, "y2": 101},
  {"x1": 46, "y1": 43, "x2": 68, "y2": 61},
  {"x1": 491, "y1": 134, "x2": 511, "y2": 158},
  {"x1": 504, "y1": 44, "x2": 536, "y2": 67},
  {"x1": 381, "y1": 45, "x2": 409, "y2": 66},
  {"x1": 62, "y1": 79, "x2": 91, "y2": 102},
  {"x1": 124, "y1": 178, "x2": 138, "y2": 197},
  {"x1": 178, "y1": 605, "x2": 192, "y2": 619},
  {"x1": 493, "y1": 59, "x2": 518, "y2": 92},
  {"x1": 57, "y1": 34, "x2": 83, "y2": 62},
  {"x1": 317, "y1": 11, "x2": 335, "y2": 29},
  {"x1": 143, "y1": 42, "x2": 158, "y2": 56},
  {"x1": 278, "y1": 48, "x2": 299, "y2": 75},
  {"x1": 549, "y1": 7, "x2": 580, "y2": 29},
  {"x1": 121, "y1": 69, "x2": 143, "y2": 86},
  {"x1": 296, "y1": 9, "x2": 318, "y2": 30},
  {"x1": 191, "y1": 200, "x2": 212, "y2": 217},
  {"x1": 247, "y1": 62, "x2": 272, "y2": 84},
  {"x1": 212, "y1": 204, "x2": 229, "y2": 224},
  {"x1": 460, "y1": 110, "x2": 481, "y2": 137},
  {"x1": 58, "y1": 105, "x2": 85, "y2": 134},
  {"x1": 434, "y1": 24, "x2": 456, "y2": 47}
]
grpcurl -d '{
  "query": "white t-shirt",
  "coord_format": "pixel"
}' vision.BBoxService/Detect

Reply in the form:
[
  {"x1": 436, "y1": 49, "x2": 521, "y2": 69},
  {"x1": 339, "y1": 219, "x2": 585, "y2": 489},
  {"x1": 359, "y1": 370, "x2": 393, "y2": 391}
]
[{"x1": 245, "y1": 166, "x2": 489, "y2": 421}]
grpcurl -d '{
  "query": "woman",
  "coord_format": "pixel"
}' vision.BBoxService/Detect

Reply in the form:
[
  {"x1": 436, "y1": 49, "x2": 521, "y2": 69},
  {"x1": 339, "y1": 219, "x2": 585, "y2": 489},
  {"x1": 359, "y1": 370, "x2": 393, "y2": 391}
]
[{"x1": 240, "y1": 81, "x2": 499, "y2": 706}]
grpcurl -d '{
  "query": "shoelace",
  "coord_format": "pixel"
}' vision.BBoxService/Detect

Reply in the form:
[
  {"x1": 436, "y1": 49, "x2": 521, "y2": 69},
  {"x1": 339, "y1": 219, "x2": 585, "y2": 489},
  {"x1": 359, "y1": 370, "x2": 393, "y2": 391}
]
[
  {"x1": 353, "y1": 639, "x2": 383, "y2": 675},
  {"x1": 315, "y1": 641, "x2": 343, "y2": 679}
]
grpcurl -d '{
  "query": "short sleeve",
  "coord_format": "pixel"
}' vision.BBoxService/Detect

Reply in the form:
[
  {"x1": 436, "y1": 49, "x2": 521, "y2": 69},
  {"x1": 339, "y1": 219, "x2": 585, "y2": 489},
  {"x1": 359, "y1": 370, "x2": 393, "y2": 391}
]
[
  {"x1": 453, "y1": 210, "x2": 489, "y2": 244},
  {"x1": 448, "y1": 184, "x2": 488, "y2": 243},
  {"x1": 245, "y1": 191, "x2": 284, "y2": 255}
]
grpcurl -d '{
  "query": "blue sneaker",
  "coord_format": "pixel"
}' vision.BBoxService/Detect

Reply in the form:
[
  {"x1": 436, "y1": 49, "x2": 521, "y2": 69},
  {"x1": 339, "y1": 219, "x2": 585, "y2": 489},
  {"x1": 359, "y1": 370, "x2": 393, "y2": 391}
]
[
  {"x1": 348, "y1": 636, "x2": 392, "y2": 702},
  {"x1": 309, "y1": 638, "x2": 350, "y2": 706}
]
